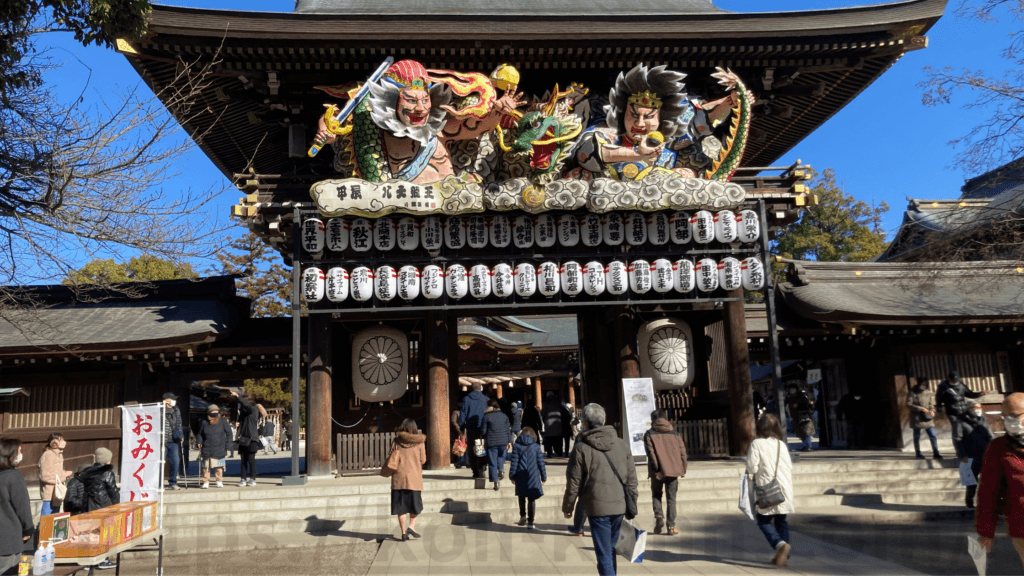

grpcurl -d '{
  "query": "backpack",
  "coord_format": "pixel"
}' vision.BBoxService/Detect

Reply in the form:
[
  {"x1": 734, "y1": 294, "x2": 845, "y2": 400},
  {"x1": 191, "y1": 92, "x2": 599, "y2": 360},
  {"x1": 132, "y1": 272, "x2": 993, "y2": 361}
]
[{"x1": 64, "y1": 476, "x2": 86, "y2": 513}]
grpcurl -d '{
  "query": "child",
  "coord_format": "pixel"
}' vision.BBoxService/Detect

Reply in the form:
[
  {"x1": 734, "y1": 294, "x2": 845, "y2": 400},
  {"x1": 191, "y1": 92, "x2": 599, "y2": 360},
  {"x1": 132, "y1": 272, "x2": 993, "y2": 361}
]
[{"x1": 508, "y1": 426, "x2": 546, "y2": 529}]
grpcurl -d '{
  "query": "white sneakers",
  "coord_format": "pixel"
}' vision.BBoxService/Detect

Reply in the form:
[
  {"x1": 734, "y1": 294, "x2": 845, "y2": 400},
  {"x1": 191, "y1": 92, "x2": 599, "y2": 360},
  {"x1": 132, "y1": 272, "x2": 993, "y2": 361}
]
[
  {"x1": 237, "y1": 479, "x2": 247, "y2": 487},
  {"x1": 216, "y1": 481, "x2": 224, "y2": 488},
  {"x1": 200, "y1": 482, "x2": 209, "y2": 489},
  {"x1": 247, "y1": 479, "x2": 256, "y2": 487}
]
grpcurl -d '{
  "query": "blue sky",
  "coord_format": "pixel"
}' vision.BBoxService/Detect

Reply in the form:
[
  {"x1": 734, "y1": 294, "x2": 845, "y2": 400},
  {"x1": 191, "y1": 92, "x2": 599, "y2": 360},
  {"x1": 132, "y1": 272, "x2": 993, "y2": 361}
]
[{"x1": 39, "y1": 0, "x2": 1020, "y2": 268}]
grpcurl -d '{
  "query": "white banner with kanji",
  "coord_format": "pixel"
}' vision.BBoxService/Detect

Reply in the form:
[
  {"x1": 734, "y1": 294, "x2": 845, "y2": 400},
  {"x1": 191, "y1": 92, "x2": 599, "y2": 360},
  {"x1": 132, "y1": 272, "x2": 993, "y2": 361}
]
[{"x1": 120, "y1": 404, "x2": 163, "y2": 503}]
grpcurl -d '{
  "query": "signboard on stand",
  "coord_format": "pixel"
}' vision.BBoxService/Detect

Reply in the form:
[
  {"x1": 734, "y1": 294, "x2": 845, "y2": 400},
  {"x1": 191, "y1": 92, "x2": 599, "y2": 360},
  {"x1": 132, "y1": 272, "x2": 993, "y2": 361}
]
[
  {"x1": 621, "y1": 378, "x2": 657, "y2": 457},
  {"x1": 119, "y1": 404, "x2": 163, "y2": 503}
]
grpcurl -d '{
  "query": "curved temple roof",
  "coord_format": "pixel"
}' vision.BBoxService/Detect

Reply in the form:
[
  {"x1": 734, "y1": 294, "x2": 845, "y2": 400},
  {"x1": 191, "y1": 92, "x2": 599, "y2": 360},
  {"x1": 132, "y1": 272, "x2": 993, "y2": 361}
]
[{"x1": 295, "y1": 0, "x2": 726, "y2": 15}]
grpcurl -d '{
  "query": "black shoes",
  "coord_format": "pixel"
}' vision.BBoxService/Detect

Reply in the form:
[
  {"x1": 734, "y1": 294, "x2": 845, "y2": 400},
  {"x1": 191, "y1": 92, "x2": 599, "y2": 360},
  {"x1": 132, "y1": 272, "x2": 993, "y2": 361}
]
[{"x1": 407, "y1": 528, "x2": 421, "y2": 539}]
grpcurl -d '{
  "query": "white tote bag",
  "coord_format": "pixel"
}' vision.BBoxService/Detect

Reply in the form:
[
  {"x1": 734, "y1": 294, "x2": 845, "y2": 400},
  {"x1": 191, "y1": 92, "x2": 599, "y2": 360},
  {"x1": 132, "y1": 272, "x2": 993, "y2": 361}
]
[
  {"x1": 738, "y1": 473, "x2": 755, "y2": 520},
  {"x1": 614, "y1": 519, "x2": 646, "y2": 563}
]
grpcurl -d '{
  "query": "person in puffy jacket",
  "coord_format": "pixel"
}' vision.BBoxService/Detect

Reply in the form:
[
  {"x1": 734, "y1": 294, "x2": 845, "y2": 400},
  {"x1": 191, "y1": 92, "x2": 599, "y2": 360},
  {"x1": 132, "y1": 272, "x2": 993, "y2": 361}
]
[
  {"x1": 389, "y1": 419, "x2": 427, "y2": 542},
  {"x1": 38, "y1": 432, "x2": 72, "y2": 515},
  {"x1": 643, "y1": 409, "x2": 688, "y2": 535},
  {"x1": 481, "y1": 400, "x2": 512, "y2": 491},
  {"x1": 509, "y1": 427, "x2": 546, "y2": 529},
  {"x1": 0, "y1": 438, "x2": 33, "y2": 576},
  {"x1": 79, "y1": 448, "x2": 119, "y2": 512},
  {"x1": 62, "y1": 464, "x2": 90, "y2": 516},
  {"x1": 197, "y1": 404, "x2": 233, "y2": 489}
]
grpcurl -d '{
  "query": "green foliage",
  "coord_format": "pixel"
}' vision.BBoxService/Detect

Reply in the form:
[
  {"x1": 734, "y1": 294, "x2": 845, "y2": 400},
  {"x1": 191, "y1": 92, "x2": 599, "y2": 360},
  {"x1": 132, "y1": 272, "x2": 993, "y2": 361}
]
[
  {"x1": 64, "y1": 255, "x2": 197, "y2": 285},
  {"x1": 774, "y1": 168, "x2": 890, "y2": 262},
  {"x1": 214, "y1": 232, "x2": 291, "y2": 318},
  {"x1": 243, "y1": 377, "x2": 306, "y2": 411}
]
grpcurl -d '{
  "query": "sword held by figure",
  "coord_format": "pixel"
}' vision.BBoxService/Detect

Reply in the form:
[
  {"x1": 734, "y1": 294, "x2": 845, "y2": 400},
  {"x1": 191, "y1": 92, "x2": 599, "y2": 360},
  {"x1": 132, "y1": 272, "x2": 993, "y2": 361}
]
[{"x1": 307, "y1": 56, "x2": 395, "y2": 157}]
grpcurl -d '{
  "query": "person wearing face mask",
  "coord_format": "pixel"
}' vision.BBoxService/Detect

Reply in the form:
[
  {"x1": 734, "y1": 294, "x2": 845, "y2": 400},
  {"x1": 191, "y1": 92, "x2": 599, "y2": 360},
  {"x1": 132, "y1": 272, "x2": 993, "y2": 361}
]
[
  {"x1": 162, "y1": 392, "x2": 184, "y2": 490},
  {"x1": 838, "y1": 392, "x2": 869, "y2": 449},
  {"x1": 38, "y1": 432, "x2": 72, "y2": 515},
  {"x1": 0, "y1": 438, "x2": 33, "y2": 576},
  {"x1": 907, "y1": 380, "x2": 942, "y2": 460},
  {"x1": 960, "y1": 402, "x2": 993, "y2": 509},
  {"x1": 937, "y1": 370, "x2": 992, "y2": 458},
  {"x1": 975, "y1": 392, "x2": 1024, "y2": 568}
]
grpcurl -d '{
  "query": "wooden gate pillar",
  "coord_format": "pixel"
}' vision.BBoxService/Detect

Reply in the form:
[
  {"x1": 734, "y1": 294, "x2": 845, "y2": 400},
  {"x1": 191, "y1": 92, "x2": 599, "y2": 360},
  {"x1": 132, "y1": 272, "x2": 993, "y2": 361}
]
[
  {"x1": 568, "y1": 377, "x2": 576, "y2": 409},
  {"x1": 307, "y1": 310, "x2": 333, "y2": 477},
  {"x1": 425, "y1": 312, "x2": 450, "y2": 470},
  {"x1": 533, "y1": 377, "x2": 543, "y2": 410},
  {"x1": 723, "y1": 290, "x2": 755, "y2": 455}
]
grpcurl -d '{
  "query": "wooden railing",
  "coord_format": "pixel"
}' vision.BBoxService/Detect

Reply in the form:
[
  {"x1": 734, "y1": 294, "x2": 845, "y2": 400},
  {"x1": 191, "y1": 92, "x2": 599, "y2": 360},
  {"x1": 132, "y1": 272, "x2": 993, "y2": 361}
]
[
  {"x1": 335, "y1": 432, "x2": 397, "y2": 473},
  {"x1": 672, "y1": 418, "x2": 729, "y2": 458}
]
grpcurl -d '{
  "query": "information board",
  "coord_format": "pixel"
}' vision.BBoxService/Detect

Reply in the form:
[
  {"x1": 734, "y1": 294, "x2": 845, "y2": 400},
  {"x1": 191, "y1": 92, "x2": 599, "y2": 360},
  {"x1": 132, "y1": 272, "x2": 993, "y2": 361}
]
[{"x1": 621, "y1": 377, "x2": 657, "y2": 457}]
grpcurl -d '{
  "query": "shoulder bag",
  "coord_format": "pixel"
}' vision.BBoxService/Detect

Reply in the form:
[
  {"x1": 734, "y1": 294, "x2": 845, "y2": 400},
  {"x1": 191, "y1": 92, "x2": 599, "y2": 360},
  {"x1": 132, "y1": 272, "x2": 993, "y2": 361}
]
[
  {"x1": 381, "y1": 442, "x2": 401, "y2": 478},
  {"x1": 601, "y1": 450, "x2": 638, "y2": 520},
  {"x1": 753, "y1": 439, "x2": 786, "y2": 509},
  {"x1": 52, "y1": 474, "x2": 67, "y2": 507}
]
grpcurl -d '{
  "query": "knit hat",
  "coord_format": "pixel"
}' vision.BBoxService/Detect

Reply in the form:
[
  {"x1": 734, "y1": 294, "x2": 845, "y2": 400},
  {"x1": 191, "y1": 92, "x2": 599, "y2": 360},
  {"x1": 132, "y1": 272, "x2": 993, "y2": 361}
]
[
  {"x1": 207, "y1": 404, "x2": 220, "y2": 414},
  {"x1": 94, "y1": 447, "x2": 112, "y2": 465}
]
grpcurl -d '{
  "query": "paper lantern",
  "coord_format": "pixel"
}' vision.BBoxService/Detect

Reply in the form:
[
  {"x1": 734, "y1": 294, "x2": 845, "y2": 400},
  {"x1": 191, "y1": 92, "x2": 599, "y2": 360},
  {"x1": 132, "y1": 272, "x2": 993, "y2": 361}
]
[
  {"x1": 350, "y1": 266, "x2": 373, "y2": 302},
  {"x1": 350, "y1": 218, "x2": 372, "y2": 252},
  {"x1": 469, "y1": 264, "x2": 491, "y2": 299},
  {"x1": 398, "y1": 265, "x2": 420, "y2": 301},
  {"x1": 489, "y1": 215, "x2": 511, "y2": 248},
  {"x1": 397, "y1": 217, "x2": 419, "y2": 251},
  {"x1": 444, "y1": 216, "x2": 466, "y2": 249},
  {"x1": 738, "y1": 210, "x2": 761, "y2": 243},
  {"x1": 560, "y1": 261, "x2": 582, "y2": 297},
  {"x1": 375, "y1": 265, "x2": 398, "y2": 301},
  {"x1": 647, "y1": 213, "x2": 670, "y2": 246},
  {"x1": 301, "y1": 267, "x2": 324, "y2": 302},
  {"x1": 492, "y1": 263, "x2": 514, "y2": 298},
  {"x1": 536, "y1": 215, "x2": 557, "y2": 248},
  {"x1": 374, "y1": 217, "x2": 396, "y2": 251},
  {"x1": 639, "y1": 318, "x2": 695, "y2": 390},
  {"x1": 513, "y1": 215, "x2": 535, "y2": 248},
  {"x1": 625, "y1": 212, "x2": 647, "y2": 246},
  {"x1": 583, "y1": 261, "x2": 606, "y2": 296},
  {"x1": 468, "y1": 216, "x2": 488, "y2": 248},
  {"x1": 326, "y1": 267, "x2": 349, "y2": 302},
  {"x1": 695, "y1": 258, "x2": 718, "y2": 292},
  {"x1": 603, "y1": 213, "x2": 624, "y2": 246},
  {"x1": 326, "y1": 218, "x2": 348, "y2": 252},
  {"x1": 652, "y1": 259, "x2": 674, "y2": 293},
  {"x1": 421, "y1": 216, "x2": 443, "y2": 251},
  {"x1": 581, "y1": 214, "x2": 602, "y2": 247},
  {"x1": 605, "y1": 261, "x2": 628, "y2": 295},
  {"x1": 514, "y1": 263, "x2": 537, "y2": 297},
  {"x1": 352, "y1": 326, "x2": 408, "y2": 402},
  {"x1": 628, "y1": 259, "x2": 651, "y2": 294},
  {"x1": 558, "y1": 215, "x2": 580, "y2": 247},
  {"x1": 714, "y1": 210, "x2": 738, "y2": 244},
  {"x1": 741, "y1": 257, "x2": 765, "y2": 290},
  {"x1": 301, "y1": 219, "x2": 325, "y2": 254},
  {"x1": 421, "y1": 265, "x2": 443, "y2": 299},
  {"x1": 674, "y1": 259, "x2": 695, "y2": 293},
  {"x1": 690, "y1": 211, "x2": 714, "y2": 245},
  {"x1": 538, "y1": 262, "x2": 560, "y2": 296},
  {"x1": 445, "y1": 264, "x2": 468, "y2": 299},
  {"x1": 718, "y1": 257, "x2": 742, "y2": 291},
  {"x1": 669, "y1": 211, "x2": 691, "y2": 244}
]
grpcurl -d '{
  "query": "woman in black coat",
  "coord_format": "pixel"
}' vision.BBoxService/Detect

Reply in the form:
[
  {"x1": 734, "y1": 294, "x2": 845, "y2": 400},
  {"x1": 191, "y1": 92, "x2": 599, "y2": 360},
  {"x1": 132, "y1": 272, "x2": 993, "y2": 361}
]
[
  {"x1": 197, "y1": 404, "x2": 233, "y2": 489},
  {"x1": 230, "y1": 391, "x2": 266, "y2": 487},
  {"x1": 0, "y1": 438, "x2": 33, "y2": 575}
]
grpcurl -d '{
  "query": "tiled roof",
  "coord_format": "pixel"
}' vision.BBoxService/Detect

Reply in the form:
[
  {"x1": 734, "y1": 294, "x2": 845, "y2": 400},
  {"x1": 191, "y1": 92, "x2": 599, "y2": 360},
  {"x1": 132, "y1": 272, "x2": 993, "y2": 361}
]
[{"x1": 295, "y1": 0, "x2": 724, "y2": 15}]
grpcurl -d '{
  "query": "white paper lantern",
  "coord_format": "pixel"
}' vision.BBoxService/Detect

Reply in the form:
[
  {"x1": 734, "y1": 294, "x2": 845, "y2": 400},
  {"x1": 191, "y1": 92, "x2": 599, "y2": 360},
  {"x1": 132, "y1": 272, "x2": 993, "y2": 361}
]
[
  {"x1": 397, "y1": 217, "x2": 419, "y2": 251},
  {"x1": 467, "y1": 216, "x2": 488, "y2": 249},
  {"x1": 536, "y1": 215, "x2": 557, "y2": 248},
  {"x1": 489, "y1": 215, "x2": 511, "y2": 248},
  {"x1": 513, "y1": 215, "x2": 535, "y2": 248},
  {"x1": 538, "y1": 262, "x2": 560, "y2": 296},
  {"x1": 647, "y1": 213, "x2": 670, "y2": 246},
  {"x1": 326, "y1": 218, "x2": 348, "y2": 252},
  {"x1": 301, "y1": 219, "x2": 325, "y2": 254},
  {"x1": 714, "y1": 210, "x2": 738, "y2": 244},
  {"x1": 738, "y1": 210, "x2": 761, "y2": 244},
  {"x1": 491, "y1": 263, "x2": 513, "y2": 298},
  {"x1": 583, "y1": 261, "x2": 606, "y2": 296},
  {"x1": 514, "y1": 263, "x2": 537, "y2": 297},
  {"x1": 652, "y1": 259, "x2": 673, "y2": 293},
  {"x1": 350, "y1": 218, "x2": 372, "y2": 252},
  {"x1": 605, "y1": 261, "x2": 628, "y2": 295},
  {"x1": 469, "y1": 264, "x2": 491, "y2": 299},
  {"x1": 398, "y1": 265, "x2": 420, "y2": 301},
  {"x1": 639, "y1": 318, "x2": 696, "y2": 390},
  {"x1": 625, "y1": 212, "x2": 647, "y2": 246},
  {"x1": 669, "y1": 211, "x2": 691, "y2": 244},
  {"x1": 581, "y1": 214, "x2": 602, "y2": 247},
  {"x1": 695, "y1": 258, "x2": 719, "y2": 292},
  {"x1": 445, "y1": 264, "x2": 468, "y2": 299},
  {"x1": 691, "y1": 211, "x2": 714, "y2": 245},
  {"x1": 628, "y1": 260, "x2": 652, "y2": 294},
  {"x1": 421, "y1": 265, "x2": 443, "y2": 299},
  {"x1": 350, "y1": 266, "x2": 373, "y2": 302},
  {"x1": 375, "y1": 265, "x2": 398, "y2": 301},
  {"x1": 603, "y1": 213, "x2": 624, "y2": 246},
  {"x1": 301, "y1": 267, "x2": 324, "y2": 302},
  {"x1": 741, "y1": 257, "x2": 765, "y2": 291},
  {"x1": 558, "y1": 215, "x2": 580, "y2": 247},
  {"x1": 421, "y1": 216, "x2": 443, "y2": 251},
  {"x1": 718, "y1": 257, "x2": 742, "y2": 291},
  {"x1": 560, "y1": 261, "x2": 582, "y2": 297},
  {"x1": 444, "y1": 217, "x2": 466, "y2": 249},
  {"x1": 352, "y1": 326, "x2": 408, "y2": 402},
  {"x1": 326, "y1": 267, "x2": 349, "y2": 302},
  {"x1": 674, "y1": 259, "x2": 695, "y2": 293},
  {"x1": 374, "y1": 217, "x2": 396, "y2": 251}
]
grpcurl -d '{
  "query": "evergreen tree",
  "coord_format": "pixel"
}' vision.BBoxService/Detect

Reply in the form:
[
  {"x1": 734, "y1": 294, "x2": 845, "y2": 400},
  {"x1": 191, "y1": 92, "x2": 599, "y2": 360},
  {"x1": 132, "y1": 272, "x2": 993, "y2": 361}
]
[
  {"x1": 214, "y1": 232, "x2": 291, "y2": 318},
  {"x1": 64, "y1": 255, "x2": 197, "y2": 285}
]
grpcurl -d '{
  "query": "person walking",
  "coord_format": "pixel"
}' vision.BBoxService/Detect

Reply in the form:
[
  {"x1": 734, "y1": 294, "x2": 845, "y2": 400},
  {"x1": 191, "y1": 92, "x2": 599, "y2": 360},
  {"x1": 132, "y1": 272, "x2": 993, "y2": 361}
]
[
  {"x1": 260, "y1": 416, "x2": 279, "y2": 455},
  {"x1": 786, "y1": 385, "x2": 815, "y2": 452},
  {"x1": 162, "y1": 392, "x2": 184, "y2": 491},
  {"x1": 522, "y1": 401, "x2": 544, "y2": 439},
  {"x1": 907, "y1": 380, "x2": 942, "y2": 459},
  {"x1": 0, "y1": 438, "x2": 33, "y2": 576},
  {"x1": 282, "y1": 419, "x2": 292, "y2": 452},
  {"x1": 231, "y1": 391, "x2": 265, "y2": 487},
  {"x1": 542, "y1": 391, "x2": 565, "y2": 458},
  {"x1": 976, "y1": 392, "x2": 1024, "y2": 568},
  {"x1": 197, "y1": 405, "x2": 232, "y2": 489},
  {"x1": 838, "y1": 391, "x2": 869, "y2": 449},
  {"x1": 510, "y1": 401, "x2": 523, "y2": 443},
  {"x1": 960, "y1": 402, "x2": 993, "y2": 509},
  {"x1": 481, "y1": 400, "x2": 512, "y2": 491},
  {"x1": 509, "y1": 426, "x2": 546, "y2": 529},
  {"x1": 746, "y1": 413, "x2": 796, "y2": 567},
  {"x1": 458, "y1": 384, "x2": 489, "y2": 479},
  {"x1": 643, "y1": 409, "x2": 687, "y2": 535},
  {"x1": 561, "y1": 401, "x2": 575, "y2": 456},
  {"x1": 937, "y1": 370, "x2": 992, "y2": 457},
  {"x1": 388, "y1": 419, "x2": 426, "y2": 542},
  {"x1": 562, "y1": 403, "x2": 638, "y2": 576},
  {"x1": 37, "y1": 432, "x2": 72, "y2": 516}
]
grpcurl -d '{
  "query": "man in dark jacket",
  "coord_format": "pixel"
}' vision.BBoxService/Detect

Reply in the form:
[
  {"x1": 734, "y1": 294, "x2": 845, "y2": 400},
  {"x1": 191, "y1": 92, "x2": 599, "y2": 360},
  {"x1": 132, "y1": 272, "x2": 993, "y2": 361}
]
[
  {"x1": 643, "y1": 409, "x2": 688, "y2": 535},
  {"x1": 0, "y1": 438, "x2": 33, "y2": 576},
  {"x1": 458, "y1": 384, "x2": 490, "y2": 479},
  {"x1": 162, "y1": 392, "x2": 184, "y2": 490},
  {"x1": 542, "y1": 391, "x2": 565, "y2": 457},
  {"x1": 937, "y1": 371, "x2": 991, "y2": 456},
  {"x1": 960, "y1": 402, "x2": 994, "y2": 509},
  {"x1": 480, "y1": 400, "x2": 512, "y2": 490},
  {"x1": 80, "y1": 448, "x2": 120, "y2": 512},
  {"x1": 562, "y1": 403, "x2": 638, "y2": 576},
  {"x1": 197, "y1": 404, "x2": 233, "y2": 489},
  {"x1": 838, "y1": 391, "x2": 869, "y2": 449},
  {"x1": 787, "y1": 384, "x2": 815, "y2": 452}
]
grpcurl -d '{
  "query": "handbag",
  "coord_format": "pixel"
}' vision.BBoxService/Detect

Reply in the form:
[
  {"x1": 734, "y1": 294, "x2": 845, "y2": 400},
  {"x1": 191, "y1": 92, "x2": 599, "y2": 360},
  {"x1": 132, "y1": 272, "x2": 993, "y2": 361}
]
[
  {"x1": 51, "y1": 474, "x2": 67, "y2": 507},
  {"x1": 381, "y1": 443, "x2": 401, "y2": 478},
  {"x1": 753, "y1": 439, "x2": 786, "y2": 510},
  {"x1": 601, "y1": 451, "x2": 638, "y2": 520},
  {"x1": 452, "y1": 436, "x2": 467, "y2": 458},
  {"x1": 474, "y1": 439, "x2": 486, "y2": 457}
]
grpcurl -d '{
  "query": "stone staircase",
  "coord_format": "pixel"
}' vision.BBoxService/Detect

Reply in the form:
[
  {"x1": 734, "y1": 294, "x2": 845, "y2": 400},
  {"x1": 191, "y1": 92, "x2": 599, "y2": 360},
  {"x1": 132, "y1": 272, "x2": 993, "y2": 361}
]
[{"x1": 158, "y1": 455, "x2": 966, "y2": 554}]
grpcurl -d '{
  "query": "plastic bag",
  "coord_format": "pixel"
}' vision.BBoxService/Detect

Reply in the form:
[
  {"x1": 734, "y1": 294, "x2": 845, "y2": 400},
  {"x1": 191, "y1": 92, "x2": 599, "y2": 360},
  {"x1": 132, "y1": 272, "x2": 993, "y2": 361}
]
[
  {"x1": 614, "y1": 519, "x2": 646, "y2": 563},
  {"x1": 960, "y1": 459, "x2": 977, "y2": 487},
  {"x1": 967, "y1": 533, "x2": 987, "y2": 576},
  {"x1": 738, "y1": 473, "x2": 755, "y2": 520},
  {"x1": 452, "y1": 436, "x2": 467, "y2": 458}
]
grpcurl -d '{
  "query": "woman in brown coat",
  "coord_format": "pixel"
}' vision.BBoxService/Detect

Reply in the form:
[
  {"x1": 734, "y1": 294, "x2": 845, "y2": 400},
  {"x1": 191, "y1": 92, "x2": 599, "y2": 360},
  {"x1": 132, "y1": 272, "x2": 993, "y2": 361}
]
[{"x1": 390, "y1": 419, "x2": 427, "y2": 541}]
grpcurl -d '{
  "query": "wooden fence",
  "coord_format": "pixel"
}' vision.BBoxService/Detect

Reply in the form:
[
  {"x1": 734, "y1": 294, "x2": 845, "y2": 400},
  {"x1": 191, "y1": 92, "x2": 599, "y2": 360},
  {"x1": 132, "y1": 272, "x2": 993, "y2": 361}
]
[
  {"x1": 336, "y1": 432, "x2": 397, "y2": 473},
  {"x1": 672, "y1": 418, "x2": 729, "y2": 458}
]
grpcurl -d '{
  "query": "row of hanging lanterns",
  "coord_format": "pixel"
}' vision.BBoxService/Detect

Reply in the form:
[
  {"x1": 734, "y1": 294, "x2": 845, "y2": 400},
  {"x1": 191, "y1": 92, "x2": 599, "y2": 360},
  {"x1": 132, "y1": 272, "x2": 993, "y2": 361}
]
[
  {"x1": 301, "y1": 257, "x2": 765, "y2": 303},
  {"x1": 299, "y1": 209, "x2": 761, "y2": 254}
]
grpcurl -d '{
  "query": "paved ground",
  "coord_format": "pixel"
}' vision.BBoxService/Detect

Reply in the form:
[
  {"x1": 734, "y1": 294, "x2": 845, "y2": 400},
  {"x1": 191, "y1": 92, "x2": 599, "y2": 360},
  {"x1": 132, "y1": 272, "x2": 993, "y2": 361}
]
[{"x1": 113, "y1": 540, "x2": 380, "y2": 576}]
